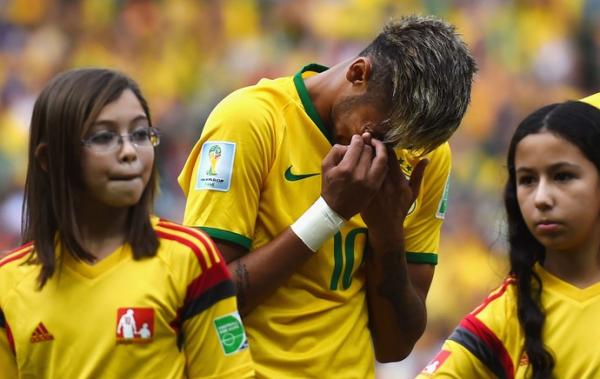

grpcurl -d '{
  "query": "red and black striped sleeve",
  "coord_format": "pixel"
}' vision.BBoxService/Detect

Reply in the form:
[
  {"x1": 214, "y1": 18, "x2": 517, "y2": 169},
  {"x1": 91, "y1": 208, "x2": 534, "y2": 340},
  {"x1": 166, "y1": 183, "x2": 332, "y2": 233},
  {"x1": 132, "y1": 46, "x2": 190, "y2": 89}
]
[
  {"x1": 447, "y1": 314, "x2": 514, "y2": 379},
  {"x1": 156, "y1": 220, "x2": 236, "y2": 324},
  {"x1": 446, "y1": 278, "x2": 517, "y2": 379}
]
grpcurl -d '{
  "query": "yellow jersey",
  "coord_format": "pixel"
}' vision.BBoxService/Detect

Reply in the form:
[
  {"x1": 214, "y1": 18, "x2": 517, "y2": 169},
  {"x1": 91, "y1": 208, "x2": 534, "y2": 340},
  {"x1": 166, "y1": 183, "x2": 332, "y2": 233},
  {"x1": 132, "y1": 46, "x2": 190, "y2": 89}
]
[
  {"x1": 417, "y1": 265, "x2": 600, "y2": 378},
  {"x1": 0, "y1": 218, "x2": 254, "y2": 378},
  {"x1": 581, "y1": 92, "x2": 600, "y2": 108},
  {"x1": 179, "y1": 64, "x2": 452, "y2": 378}
]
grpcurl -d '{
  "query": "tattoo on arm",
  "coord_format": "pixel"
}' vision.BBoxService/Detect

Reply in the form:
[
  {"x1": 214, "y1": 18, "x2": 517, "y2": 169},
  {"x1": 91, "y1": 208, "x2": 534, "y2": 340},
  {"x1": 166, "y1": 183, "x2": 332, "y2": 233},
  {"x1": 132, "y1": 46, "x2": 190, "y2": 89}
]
[{"x1": 235, "y1": 260, "x2": 250, "y2": 309}]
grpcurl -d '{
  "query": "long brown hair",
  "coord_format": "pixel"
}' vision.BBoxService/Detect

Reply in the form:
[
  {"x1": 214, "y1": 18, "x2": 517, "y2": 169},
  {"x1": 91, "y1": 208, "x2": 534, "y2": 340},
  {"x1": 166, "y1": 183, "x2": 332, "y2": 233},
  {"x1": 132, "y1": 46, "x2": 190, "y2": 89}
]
[
  {"x1": 504, "y1": 101, "x2": 600, "y2": 378},
  {"x1": 22, "y1": 68, "x2": 159, "y2": 288}
]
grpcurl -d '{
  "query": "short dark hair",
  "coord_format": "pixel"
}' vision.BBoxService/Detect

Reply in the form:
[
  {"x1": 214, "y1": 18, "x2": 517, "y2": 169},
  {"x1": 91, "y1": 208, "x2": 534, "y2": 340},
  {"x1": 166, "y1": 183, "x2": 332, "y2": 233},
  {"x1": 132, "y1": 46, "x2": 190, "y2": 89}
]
[
  {"x1": 22, "y1": 68, "x2": 159, "y2": 287},
  {"x1": 358, "y1": 15, "x2": 477, "y2": 153},
  {"x1": 504, "y1": 100, "x2": 600, "y2": 379}
]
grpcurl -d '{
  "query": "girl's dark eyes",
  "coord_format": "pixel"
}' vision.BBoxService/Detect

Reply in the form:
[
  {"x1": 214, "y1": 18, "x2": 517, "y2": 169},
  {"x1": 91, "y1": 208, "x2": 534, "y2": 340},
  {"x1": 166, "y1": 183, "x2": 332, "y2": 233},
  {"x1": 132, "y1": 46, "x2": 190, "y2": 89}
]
[
  {"x1": 82, "y1": 126, "x2": 158, "y2": 152},
  {"x1": 554, "y1": 172, "x2": 574, "y2": 182},
  {"x1": 517, "y1": 172, "x2": 576, "y2": 186},
  {"x1": 517, "y1": 175, "x2": 535, "y2": 186},
  {"x1": 88, "y1": 131, "x2": 116, "y2": 145},
  {"x1": 130, "y1": 128, "x2": 150, "y2": 143}
]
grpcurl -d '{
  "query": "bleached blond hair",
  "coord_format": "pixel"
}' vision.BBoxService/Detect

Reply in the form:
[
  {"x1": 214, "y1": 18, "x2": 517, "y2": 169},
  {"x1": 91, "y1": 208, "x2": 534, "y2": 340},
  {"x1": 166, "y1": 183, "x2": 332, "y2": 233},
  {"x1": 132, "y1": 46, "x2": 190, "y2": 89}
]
[{"x1": 359, "y1": 15, "x2": 477, "y2": 154}]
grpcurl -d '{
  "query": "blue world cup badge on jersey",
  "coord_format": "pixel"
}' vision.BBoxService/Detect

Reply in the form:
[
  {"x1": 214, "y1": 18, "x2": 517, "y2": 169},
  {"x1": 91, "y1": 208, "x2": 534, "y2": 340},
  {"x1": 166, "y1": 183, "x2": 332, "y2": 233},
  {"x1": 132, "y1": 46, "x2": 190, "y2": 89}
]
[{"x1": 195, "y1": 141, "x2": 236, "y2": 191}]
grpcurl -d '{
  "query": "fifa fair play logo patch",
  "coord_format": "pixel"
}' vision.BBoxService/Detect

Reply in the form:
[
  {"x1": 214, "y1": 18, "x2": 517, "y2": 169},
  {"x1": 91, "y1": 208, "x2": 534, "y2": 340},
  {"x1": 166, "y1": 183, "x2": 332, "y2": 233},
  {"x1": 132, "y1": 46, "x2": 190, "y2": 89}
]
[
  {"x1": 421, "y1": 350, "x2": 451, "y2": 375},
  {"x1": 116, "y1": 307, "x2": 154, "y2": 344},
  {"x1": 195, "y1": 141, "x2": 236, "y2": 191},
  {"x1": 213, "y1": 312, "x2": 248, "y2": 355}
]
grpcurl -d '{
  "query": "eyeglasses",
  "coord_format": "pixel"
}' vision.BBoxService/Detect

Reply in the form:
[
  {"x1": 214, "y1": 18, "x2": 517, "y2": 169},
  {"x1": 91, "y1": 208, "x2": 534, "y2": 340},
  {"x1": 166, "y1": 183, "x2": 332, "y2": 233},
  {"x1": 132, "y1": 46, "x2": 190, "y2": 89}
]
[{"x1": 81, "y1": 127, "x2": 160, "y2": 153}]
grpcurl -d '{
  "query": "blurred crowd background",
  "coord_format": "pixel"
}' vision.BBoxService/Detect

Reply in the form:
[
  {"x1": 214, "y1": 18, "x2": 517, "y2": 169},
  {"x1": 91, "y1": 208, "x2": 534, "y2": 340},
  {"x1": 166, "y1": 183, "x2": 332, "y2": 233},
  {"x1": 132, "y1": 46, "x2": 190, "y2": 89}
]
[{"x1": 1, "y1": 0, "x2": 599, "y2": 377}]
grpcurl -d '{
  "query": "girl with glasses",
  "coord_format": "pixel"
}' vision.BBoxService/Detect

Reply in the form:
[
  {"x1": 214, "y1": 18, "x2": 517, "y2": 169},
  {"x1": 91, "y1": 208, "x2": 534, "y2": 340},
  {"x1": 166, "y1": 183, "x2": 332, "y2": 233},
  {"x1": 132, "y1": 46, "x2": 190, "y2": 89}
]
[{"x1": 0, "y1": 68, "x2": 254, "y2": 378}]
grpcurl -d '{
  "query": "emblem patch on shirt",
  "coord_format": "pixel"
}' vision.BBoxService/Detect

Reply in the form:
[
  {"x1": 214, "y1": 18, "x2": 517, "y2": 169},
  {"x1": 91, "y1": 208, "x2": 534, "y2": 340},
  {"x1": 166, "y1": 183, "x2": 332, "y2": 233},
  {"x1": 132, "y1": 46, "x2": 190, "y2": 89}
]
[
  {"x1": 116, "y1": 307, "x2": 154, "y2": 343},
  {"x1": 195, "y1": 141, "x2": 236, "y2": 192},
  {"x1": 436, "y1": 172, "x2": 451, "y2": 219},
  {"x1": 213, "y1": 311, "x2": 248, "y2": 355},
  {"x1": 30, "y1": 322, "x2": 54, "y2": 343},
  {"x1": 421, "y1": 350, "x2": 451, "y2": 375}
]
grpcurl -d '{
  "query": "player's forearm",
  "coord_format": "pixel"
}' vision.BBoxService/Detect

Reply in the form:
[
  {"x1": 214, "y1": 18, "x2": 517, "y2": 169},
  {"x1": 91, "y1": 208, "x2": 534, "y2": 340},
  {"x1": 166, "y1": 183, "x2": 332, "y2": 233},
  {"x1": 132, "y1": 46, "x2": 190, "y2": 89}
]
[
  {"x1": 365, "y1": 230, "x2": 427, "y2": 362},
  {"x1": 222, "y1": 229, "x2": 314, "y2": 316}
]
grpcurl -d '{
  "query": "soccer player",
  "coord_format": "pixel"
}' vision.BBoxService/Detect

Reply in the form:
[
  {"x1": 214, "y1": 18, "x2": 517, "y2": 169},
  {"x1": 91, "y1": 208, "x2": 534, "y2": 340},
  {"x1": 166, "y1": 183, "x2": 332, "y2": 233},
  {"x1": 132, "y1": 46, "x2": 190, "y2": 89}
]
[
  {"x1": 417, "y1": 99, "x2": 600, "y2": 378},
  {"x1": 179, "y1": 15, "x2": 476, "y2": 378},
  {"x1": 0, "y1": 68, "x2": 255, "y2": 378}
]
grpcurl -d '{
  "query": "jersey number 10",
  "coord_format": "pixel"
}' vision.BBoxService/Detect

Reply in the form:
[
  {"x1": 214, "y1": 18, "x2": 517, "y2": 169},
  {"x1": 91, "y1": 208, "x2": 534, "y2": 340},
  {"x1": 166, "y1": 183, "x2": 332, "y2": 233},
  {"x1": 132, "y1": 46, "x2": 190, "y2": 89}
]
[{"x1": 329, "y1": 228, "x2": 368, "y2": 291}]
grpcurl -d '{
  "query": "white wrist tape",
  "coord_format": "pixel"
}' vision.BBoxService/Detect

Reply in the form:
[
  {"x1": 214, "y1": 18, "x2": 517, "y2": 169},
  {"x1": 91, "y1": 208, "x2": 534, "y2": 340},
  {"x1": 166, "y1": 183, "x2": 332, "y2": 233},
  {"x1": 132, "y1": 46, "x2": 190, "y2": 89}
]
[{"x1": 290, "y1": 196, "x2": 346, "y2": 252}]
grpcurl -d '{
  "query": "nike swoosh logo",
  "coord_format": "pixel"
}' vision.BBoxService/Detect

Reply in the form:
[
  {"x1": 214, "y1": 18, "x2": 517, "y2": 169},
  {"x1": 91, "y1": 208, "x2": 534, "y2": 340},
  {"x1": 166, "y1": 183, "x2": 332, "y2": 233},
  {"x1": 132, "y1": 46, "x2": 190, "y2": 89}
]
[{"x1": 284, "y1": 166, "x2": 320, "y2": 181}]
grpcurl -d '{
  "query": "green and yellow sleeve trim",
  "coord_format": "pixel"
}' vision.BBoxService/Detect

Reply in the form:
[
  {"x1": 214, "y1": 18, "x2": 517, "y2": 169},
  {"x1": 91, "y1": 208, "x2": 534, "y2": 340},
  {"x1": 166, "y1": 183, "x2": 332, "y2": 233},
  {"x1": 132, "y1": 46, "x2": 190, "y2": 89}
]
[
  {"x1": 197, "y1": 227, "x2": 252, "y2": 250},
  {"x1": 406, "y1": 252, "x2": 438, "y2": 265}
]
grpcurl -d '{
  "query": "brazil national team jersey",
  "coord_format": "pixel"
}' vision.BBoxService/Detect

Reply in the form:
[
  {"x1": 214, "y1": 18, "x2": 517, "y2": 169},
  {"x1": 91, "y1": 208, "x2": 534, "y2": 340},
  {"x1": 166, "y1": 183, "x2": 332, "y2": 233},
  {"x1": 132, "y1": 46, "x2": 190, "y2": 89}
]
[
  {"x1": 0, "y1": 217, "x2": 254, "y2": 379},
  {"x1": 179, "y1": 64, "x2": 452, "y2": 378},
  {"x1": 417, "y1": 264, "x2": 600, "y2": 378}
]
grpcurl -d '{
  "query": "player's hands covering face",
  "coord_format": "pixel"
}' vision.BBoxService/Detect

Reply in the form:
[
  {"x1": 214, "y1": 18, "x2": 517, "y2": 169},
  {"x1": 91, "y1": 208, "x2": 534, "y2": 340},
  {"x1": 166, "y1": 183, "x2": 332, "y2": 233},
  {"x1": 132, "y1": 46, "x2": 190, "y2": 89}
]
[
  {"x1": 321, "y1": 133, "x2": 428, "y2": 234},
  {"x1": 360, "y1": 137, "x2": 428, "y2": 236},
  {"x1": 321, "y1": 134, "x2": 388, "y2": 220}
]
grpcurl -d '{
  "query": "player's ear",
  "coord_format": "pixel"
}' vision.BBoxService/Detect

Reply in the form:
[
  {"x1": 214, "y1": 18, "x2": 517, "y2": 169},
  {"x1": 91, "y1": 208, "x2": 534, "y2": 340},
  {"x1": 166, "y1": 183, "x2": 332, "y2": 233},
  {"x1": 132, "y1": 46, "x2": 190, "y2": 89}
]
[
  {"x1": 35, "y1": 143, "x2": 49, "y2": 172},
  {"x1": 346, "y1": 57, "x2": 372, "y2": 86}
]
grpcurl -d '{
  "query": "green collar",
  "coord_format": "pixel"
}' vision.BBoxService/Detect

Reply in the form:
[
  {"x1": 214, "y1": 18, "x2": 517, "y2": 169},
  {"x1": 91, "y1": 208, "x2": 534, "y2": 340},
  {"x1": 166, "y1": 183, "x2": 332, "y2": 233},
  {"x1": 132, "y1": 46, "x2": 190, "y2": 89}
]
[{"x1": 293, "y1": 63, "x2": 333, "y2": 144}]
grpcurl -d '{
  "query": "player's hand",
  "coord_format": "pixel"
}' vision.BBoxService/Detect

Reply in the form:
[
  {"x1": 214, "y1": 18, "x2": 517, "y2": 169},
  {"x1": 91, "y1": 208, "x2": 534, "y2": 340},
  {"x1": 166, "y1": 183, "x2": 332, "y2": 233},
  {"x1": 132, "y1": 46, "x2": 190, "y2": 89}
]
[
  {"x1": 360, "y1": 145, "x2": 428, "y2": 236},
  {"x1": 321, "y1": 134, "x2": 388, "y2": 219}
]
